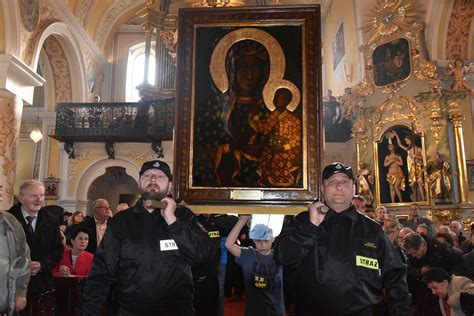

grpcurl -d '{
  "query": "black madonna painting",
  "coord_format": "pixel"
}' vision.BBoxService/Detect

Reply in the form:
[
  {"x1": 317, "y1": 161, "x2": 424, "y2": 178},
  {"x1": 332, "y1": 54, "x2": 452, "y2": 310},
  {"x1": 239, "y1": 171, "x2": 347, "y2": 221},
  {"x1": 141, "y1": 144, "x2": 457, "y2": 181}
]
[{"x1": 175, "y1": 6, "x2": 322, "y2": 204}]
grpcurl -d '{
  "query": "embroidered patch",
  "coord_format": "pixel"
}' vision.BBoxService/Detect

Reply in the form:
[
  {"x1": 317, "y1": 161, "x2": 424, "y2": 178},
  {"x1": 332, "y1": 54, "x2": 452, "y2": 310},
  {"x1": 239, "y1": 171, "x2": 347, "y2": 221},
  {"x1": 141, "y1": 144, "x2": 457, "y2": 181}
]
[
  {"x1": 208, "y1": 231, "x2": 220, "y2": 238},
  {"x1": 356, "y1": 255, "x2": 379, "y2": 270},
  {"x1": 160, "y1": 239, "x2": 178, "y2": 251},
  {"x1": 253, "y1": 276, "x2": 267, "y2": 289},
  {"x1": 364, "y1": 242, "x2": 377, "y2": 249}
]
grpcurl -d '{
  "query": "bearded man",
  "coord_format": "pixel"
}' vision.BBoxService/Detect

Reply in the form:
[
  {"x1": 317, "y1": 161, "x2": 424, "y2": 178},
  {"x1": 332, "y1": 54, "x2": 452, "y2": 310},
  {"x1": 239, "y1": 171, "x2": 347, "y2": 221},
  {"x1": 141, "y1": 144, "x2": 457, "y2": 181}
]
[{"x1": 81, "y1": 160, "x2": 214, "y2": 315}]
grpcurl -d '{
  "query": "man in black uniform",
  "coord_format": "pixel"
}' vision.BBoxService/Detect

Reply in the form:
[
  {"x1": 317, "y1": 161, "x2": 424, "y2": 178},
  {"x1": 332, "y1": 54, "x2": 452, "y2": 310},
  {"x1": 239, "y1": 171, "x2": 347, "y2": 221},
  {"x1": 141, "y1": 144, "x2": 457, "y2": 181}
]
[
  {"x1": 193, "y1": 214, "x2": 237, "y2": 316},
  {"x1": 273, "y1": 162, "x2": 411, "y2": 315},
  {"x1": 81, "y1": 160, "x2": 214, "y2": 315}
]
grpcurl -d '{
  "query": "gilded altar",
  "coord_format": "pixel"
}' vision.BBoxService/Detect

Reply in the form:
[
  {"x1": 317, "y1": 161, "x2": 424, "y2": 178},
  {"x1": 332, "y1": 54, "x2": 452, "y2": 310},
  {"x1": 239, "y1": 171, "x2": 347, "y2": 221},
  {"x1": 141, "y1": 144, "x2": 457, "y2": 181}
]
[{"x1": 350, "y1": 0, "x2": 473, "y2": 226}]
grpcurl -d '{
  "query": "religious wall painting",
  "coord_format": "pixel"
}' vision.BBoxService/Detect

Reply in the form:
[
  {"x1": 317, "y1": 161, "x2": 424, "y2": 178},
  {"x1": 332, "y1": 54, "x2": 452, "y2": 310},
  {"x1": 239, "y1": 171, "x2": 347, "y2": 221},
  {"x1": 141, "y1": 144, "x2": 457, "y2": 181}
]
[
  {"x1": 373, "y1": 38, "x2": 411, "y2": 87},
  {"x1": 374, "y1": 125, "x2": 429, "y2": 206},
  {"x1": 323, "y1": 101, "x2": 352, "y2": 142},
  {"x1": 332, "y1": 22, "x2": 345, "y2": 70},
  {"x1": 20, "y1": 0, "x2": 39, "y2": 32},
  {"x1": 44, "y1": 175, "x2": 60, "y2": 200},
  {"x1": 467, "y1": 160, "x2": 474, "y2": 190},
  {"x1": 175, "y1": 6, "x2": 322, "y2": 205}
]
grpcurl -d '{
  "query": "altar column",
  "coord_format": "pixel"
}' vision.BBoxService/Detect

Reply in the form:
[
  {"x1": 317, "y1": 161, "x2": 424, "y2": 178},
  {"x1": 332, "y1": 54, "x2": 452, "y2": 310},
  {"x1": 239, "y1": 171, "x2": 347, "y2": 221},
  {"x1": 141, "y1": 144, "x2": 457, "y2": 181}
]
[{"x1": 448, "y1": 111, "x2": 470, "y2": 204}]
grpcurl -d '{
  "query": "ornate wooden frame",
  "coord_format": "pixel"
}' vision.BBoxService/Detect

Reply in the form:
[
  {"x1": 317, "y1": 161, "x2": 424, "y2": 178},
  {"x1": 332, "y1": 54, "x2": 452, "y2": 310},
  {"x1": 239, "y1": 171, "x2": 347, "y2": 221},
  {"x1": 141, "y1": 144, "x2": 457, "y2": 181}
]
[{"x1": 174, "y1": 6, "x2": 322, "y2": 208}]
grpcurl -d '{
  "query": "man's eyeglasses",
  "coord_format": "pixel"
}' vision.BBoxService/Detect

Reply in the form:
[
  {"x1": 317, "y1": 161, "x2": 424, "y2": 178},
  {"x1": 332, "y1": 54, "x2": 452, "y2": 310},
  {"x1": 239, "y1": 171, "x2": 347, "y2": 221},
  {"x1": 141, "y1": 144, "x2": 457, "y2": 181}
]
[
  {"x1": 325, "y1": 179, "x2": 352, "y2": 188},
  {"x1": 95, "y1": 205, "x2": 111, "y2": 210},
  {"x1": 141, "y1": 174, "x2": 168, "y2": 181}
]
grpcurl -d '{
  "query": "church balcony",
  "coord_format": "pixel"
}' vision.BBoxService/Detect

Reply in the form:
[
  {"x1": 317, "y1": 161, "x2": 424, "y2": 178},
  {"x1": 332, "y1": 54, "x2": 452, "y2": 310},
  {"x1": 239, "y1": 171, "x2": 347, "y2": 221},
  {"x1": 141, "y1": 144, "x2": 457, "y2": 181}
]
[{"x1": 51, "y1": 98, "x2": 174, "y2": 159}]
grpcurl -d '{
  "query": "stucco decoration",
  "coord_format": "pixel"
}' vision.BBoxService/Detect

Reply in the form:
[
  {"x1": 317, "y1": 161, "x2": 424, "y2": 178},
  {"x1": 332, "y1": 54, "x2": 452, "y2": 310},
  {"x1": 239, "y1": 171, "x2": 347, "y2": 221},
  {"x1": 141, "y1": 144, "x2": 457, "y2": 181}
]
[
  {"x1": 22, "y1": 0, "x2": 61, "y2": 66},
  {"x1": 68, "y1": 152, "x2": 91, "y2": 181},
  {"x1": 20, "y1": 0, "x2": 40, "y2": 32},
  {"x1": 446, "y1": 0, "x2": 474, "y2": 60},
  {"x1": 95, "y1": 0, "x2": 134, "y2": 44},
  {"x1": 0, "y1": 99, "x2": 21, "y2": 204},
  {"x1": 77, "y1": 0, "x2": 94, "y2": 25},
  {"x1": 127, "y1": 151, "x2": 157, "y2": 163},
  {"x1": 43, "y1": 36, "x2": 73, "y2": 102}
]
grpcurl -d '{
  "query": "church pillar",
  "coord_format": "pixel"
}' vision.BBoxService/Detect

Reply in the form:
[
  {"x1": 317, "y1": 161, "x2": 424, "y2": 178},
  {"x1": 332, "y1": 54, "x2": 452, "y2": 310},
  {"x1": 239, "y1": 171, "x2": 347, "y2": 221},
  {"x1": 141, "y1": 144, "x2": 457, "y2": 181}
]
[
  {"x1": 448, "y1": 111, "x2": 470, "y2": 204},
  {"x1": 0, "y1": 93, "x2": 23, "y2": 209},
  {"x1": 0, "y1": 54, "x2": 45, "y2": 209}
]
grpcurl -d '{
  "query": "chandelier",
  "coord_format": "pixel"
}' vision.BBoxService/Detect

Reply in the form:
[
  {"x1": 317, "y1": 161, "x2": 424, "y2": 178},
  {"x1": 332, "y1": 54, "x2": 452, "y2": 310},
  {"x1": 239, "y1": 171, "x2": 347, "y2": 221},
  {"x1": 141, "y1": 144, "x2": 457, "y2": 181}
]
[{"x1": 29, "y1": 106, "x2": 43, "y2": 143}]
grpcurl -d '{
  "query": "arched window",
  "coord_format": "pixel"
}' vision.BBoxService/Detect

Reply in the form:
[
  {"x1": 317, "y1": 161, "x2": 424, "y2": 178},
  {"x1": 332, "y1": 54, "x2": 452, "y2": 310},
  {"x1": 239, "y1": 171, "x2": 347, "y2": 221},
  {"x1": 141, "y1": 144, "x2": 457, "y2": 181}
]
[{"x1": 125, "y1": 42, "x2": 156, "y2": 102}]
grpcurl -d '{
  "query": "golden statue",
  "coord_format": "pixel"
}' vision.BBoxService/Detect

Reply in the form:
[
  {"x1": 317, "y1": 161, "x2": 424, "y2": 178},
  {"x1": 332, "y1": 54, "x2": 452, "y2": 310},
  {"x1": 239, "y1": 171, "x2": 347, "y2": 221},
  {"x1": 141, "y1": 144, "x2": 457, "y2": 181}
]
[
  {"x1": 356, "y1": 161, "x2": 374, "y2": 205},
  {"x1": 392, "y1": 130, "x2": 426, "y2": 201},
  {"x1": 445, "y1": 59, "x2": 474, "y2": 96},
  {"x1": 384, "y1": 142, "x2": 405, "y2": 203},
  {"x1": 426, "y1": 152, "x2": 451, "y2": 199}
]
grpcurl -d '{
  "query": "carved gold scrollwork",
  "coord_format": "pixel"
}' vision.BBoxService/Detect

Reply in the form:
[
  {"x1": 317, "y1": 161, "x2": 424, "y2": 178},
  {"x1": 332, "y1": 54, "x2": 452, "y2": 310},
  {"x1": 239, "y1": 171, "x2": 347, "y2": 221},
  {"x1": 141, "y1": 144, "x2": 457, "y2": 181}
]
[
  {"x1": 355, "y1": 44, "x2": 375, "y2": 97},
  {"x1": 382, "y1": 82, "x2": 406, "y2": 94},
  {"x1": 420, "y1": 100, "x2": 444, "y2": 145},
  {"x1": 433, "y1": 209, "x2": 458, "y2": 225},
  {"x1": 374, "y1": 95, "x2": 418, "y2": 135},
  {"x1": 352, "y1": 116, "x2": 369, "y2": 152},
  {"x1": 412, "y1": 54, "x2": 436, "y2": 80}
]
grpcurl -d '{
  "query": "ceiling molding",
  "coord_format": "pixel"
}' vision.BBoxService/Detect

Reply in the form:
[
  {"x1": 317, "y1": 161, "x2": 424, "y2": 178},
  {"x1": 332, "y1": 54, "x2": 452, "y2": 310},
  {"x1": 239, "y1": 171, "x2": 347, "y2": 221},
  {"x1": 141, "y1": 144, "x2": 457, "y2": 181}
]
[{"x1": 47, "y1": 0, "x2": 106, "y2": 64}]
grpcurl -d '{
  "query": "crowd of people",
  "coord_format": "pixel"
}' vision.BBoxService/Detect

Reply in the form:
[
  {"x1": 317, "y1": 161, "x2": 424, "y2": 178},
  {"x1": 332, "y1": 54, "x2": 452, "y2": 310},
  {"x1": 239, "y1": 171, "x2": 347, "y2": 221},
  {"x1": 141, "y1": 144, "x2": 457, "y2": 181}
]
[{"x1": 1, "y1": 160, "x2": 474, "y2": 316}]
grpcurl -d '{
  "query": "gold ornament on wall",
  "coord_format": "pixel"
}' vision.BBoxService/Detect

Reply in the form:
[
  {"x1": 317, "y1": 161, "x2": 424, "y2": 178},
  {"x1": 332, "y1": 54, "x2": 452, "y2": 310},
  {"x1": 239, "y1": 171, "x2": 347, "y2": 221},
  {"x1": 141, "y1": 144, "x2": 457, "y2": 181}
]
[
  {"x1": 360, "y1": 0, "x2": 421, "y2": 45},
  {"x1": 433, "y1": 209, "x2": 459, "y2": 225}
]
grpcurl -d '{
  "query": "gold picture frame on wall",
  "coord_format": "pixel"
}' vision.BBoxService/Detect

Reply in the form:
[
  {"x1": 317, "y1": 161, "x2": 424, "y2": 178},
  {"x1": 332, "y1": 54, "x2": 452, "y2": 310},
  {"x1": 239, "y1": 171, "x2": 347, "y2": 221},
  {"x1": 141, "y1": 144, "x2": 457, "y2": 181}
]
[
  {"x1": 174, "y1": 6, "x2": 322, "y2": 206},
  {"x1": 43, "y1": 175, "x2": 60, "y2": 200},
  {"x1": 374, "y1": 125, "x2": 429, "y2": 206}
]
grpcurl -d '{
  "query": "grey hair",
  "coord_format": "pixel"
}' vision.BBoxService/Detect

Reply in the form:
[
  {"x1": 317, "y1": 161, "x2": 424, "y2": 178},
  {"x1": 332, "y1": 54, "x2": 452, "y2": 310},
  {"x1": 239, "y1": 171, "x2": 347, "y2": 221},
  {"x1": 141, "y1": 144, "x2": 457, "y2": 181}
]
[{"x1": 19, "y1": 180, "x2": 44, "y2": 195}]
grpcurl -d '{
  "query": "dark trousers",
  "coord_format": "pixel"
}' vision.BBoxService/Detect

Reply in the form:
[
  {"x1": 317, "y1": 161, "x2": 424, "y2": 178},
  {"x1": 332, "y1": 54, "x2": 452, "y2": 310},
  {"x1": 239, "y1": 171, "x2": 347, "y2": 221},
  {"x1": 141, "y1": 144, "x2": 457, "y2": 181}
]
[
  {"x1": 19, "y1": 290, "x2": 56, "y2": 316},
  {"x1": 193, "y1": 275, "x2": 219, "y2": 316}
]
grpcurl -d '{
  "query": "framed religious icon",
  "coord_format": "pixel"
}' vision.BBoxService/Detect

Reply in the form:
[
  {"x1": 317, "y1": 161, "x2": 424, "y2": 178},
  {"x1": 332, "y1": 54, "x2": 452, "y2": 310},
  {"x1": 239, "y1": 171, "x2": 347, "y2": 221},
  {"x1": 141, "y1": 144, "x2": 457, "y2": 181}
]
[
  {"x1": 467, "y1": 160, "x2": 474, "y2": 190},
  {"x1": 174, "y1": 6, "x2": 322, "y2": 206},
  {"x1": 374, "y1": 125, "x2": 429, "y2": 206},
  {"x1": 372, "y1": 38, "x2": 411, "y2": 87},
  {"x1": 43, "y1": 175, "x2": 60, "y2": 200}
]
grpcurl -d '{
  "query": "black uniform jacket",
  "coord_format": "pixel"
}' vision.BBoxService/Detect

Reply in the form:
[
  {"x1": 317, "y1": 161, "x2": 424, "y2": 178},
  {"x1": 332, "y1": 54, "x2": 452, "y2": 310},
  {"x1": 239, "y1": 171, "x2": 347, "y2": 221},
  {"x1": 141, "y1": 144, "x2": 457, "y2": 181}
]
[
  {"x1": 9, "y1": 203, "x2": 63, "y2": 293},
  {"x1": 273, "y1": 205, "x2": 411, "y2": 316},
  {"x1": 407, "y1": 236, "x2": 465, "y2": 279},
  {"x1": 81, "y1": 200, "x2": 214, "y2": 315},
  {"x1": 82, "y1": 216, "x2": 99, "y2": 254}
]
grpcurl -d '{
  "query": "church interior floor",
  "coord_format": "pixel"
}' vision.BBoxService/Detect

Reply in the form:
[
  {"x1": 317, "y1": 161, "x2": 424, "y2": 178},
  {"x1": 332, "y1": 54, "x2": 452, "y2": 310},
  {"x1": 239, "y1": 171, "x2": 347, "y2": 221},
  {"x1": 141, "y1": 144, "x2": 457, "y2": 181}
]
[{"x1": 223, "y1": 297, "x2": 295, "y2": 315}]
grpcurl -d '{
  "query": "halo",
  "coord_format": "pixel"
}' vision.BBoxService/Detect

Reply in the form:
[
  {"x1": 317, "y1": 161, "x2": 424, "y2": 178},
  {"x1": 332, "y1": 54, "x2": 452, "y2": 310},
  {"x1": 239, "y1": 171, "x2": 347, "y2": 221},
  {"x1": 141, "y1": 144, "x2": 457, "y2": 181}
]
[
  {"x1": 209, "y1": 28, "x2": 301, "y2": 111},
  {"x1": 262, "y1": 79, "x2": 301, "y2": 112}
]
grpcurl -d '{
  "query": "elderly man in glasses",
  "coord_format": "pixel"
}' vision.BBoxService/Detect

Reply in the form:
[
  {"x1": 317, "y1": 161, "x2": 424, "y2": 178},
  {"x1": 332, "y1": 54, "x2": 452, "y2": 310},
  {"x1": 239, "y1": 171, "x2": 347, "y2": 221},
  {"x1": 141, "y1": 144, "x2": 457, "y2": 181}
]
[{"x1": 83, "y1": 199, "x2": 113, "y2": 254}]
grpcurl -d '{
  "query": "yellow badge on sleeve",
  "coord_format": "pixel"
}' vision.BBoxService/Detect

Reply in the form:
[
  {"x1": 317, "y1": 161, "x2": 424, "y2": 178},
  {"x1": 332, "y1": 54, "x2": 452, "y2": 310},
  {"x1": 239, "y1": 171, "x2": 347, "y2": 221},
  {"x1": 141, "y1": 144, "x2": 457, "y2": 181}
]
[
  {"x1": 208, "y1": 231, "x2": 220, "y2": 238},
  {"x1": 356, "y1": 255, "x2": 379, "y2": 270}
]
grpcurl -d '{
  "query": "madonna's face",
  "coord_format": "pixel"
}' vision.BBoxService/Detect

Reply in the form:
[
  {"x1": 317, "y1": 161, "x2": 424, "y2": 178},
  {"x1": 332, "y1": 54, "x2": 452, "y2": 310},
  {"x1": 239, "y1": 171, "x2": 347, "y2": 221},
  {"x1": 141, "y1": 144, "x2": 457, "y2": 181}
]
[{"x1": 234, "y1": 54, "x2": 266, "y2": 96}]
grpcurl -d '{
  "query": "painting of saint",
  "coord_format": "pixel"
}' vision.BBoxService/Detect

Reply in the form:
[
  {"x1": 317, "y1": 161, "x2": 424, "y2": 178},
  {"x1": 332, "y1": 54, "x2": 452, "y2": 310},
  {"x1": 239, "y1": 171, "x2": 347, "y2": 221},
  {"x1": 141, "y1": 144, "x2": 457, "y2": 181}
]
[
  {"x1": 191, "y1": 27, "x2": 303, "y2": 188},
  {"x1": 376, "y1": 125, "x2": 427, "y2": 205},
  {"x1": 373, "y1": 38, "x2": 411, "y2": 86},
  {"x1": 332, "y1": 22, "x2": 345, "y2": 70}
]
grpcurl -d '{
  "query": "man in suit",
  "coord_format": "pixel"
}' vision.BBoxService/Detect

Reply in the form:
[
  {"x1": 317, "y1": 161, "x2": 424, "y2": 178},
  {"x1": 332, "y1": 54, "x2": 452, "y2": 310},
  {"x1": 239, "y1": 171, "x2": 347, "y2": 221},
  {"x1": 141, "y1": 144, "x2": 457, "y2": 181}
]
[
  {"x1": 402, "y1": 204, "x2": 433, "y2": 233},
  {"x1": 9, "y1": 180, "x2": 63, "y2": 315},
  {"x1": 83, "y1": 199, "x2": 112, "y2": 254}
]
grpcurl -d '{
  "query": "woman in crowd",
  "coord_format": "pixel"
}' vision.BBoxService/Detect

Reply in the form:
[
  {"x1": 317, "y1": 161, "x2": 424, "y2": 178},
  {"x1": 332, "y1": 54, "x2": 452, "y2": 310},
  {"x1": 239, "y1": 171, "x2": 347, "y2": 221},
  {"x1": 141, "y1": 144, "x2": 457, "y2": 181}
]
[
  {"x1": 53, "y1": 226, "x2": 93, "y2": 277},
  {"x1": 68, "y1": 211, "x2": 84, "y2": 226}
]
